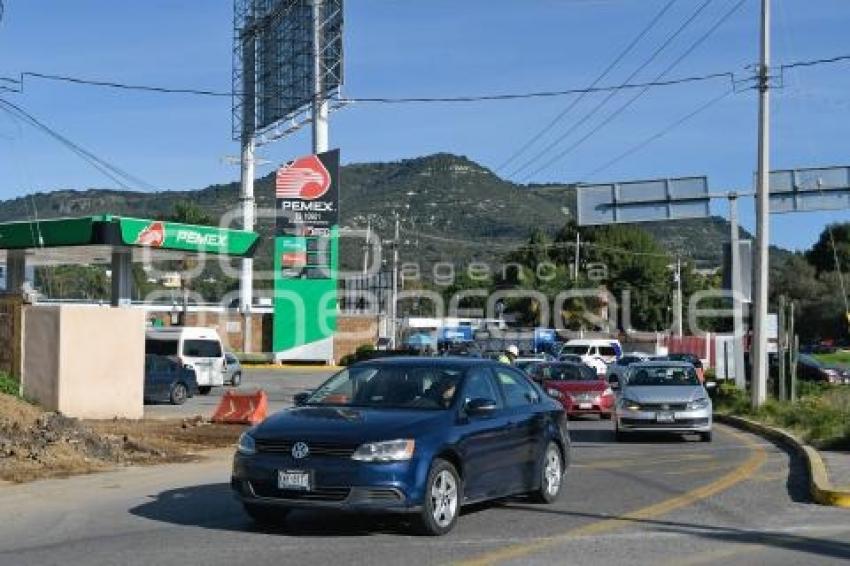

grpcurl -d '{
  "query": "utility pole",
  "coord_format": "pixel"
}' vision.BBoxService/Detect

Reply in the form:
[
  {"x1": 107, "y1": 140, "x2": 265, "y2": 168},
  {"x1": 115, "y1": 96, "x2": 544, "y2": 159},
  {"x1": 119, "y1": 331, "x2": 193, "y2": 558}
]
[
  {"x1": 674, "y1": 256, "x2": 683, "y2": 337},
  {"x1": 238, "y1": 8, "x2": 257, "y2": 354},
  {"x1": 362, "y1": 219, "x2": 371, "y2": 275},
  {"x1": 390, "y1": 214, "x2": 400, "y2": 349},
  {"x1": 573, "y1": 231, "x2": 581, "y2": 280},
  {"x1": 729, "y1": 194, "x2": 747, "y2": 389},
  {"x1": 751, "y1": 0, "x2": 771, "y2": 408},
  {"x1": 312, "y1": 0, "x2": 329, "y2": 155},
  {"x1": 778, "y1": 294, "x2": 787, "y2": 401}
]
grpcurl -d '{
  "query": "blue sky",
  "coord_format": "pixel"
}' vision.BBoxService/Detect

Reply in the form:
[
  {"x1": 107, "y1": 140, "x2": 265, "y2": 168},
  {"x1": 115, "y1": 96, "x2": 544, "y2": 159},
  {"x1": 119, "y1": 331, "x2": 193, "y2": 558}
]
[{"x1": 0, "y1": 0, "x2": 849, "y2": 251}]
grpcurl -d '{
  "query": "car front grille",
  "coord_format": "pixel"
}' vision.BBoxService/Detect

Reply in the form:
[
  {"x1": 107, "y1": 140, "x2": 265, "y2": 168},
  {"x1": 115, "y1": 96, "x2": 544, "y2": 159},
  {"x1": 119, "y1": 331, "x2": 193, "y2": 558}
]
[
  {"x1": 620, "y1": 418, "x2": 709, "y2": 428},
  {"x1": 637, "y1": 402, "x2": 688, "y2": 411},
  {"x1": 254, "y1": 440, "x2": 357, "y2": 458},
  {"x1": 250, "y1": 481, "x2": 351, "y2": 501}
]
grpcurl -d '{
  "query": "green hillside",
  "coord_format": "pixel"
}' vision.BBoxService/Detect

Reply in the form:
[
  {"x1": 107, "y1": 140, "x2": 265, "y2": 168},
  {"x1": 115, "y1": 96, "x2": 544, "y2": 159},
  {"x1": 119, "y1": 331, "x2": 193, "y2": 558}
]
[{"x1": 0, "y1": 153, "x2": 757, "y2": 275}]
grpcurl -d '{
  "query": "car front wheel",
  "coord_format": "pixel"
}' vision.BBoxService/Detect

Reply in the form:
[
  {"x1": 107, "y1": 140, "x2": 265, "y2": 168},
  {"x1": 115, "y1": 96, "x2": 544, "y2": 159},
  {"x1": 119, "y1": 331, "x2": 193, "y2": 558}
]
[
  {"x1": 415, "y1": 458, "x2": 461, "y2": 536},
  {"x1": 169, "y1": 382, "x2": 188, "y2": 405},
  {"x1": 531, "y1": 441, "x2": 564, "y2": 503}
]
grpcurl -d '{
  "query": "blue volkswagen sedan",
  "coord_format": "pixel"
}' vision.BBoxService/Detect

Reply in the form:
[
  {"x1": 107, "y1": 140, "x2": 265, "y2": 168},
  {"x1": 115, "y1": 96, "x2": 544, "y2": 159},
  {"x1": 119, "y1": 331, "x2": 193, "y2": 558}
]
[{"x1": 231, "y1": 357, "x2": 569, "y2": 535}]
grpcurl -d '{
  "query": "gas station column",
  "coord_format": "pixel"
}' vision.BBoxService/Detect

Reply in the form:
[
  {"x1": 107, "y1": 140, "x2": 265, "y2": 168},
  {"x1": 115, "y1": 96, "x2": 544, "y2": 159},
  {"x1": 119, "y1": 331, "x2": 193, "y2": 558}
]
[
  {"x1": 5, "y1": 250, "x2": 27, "y2": 293},
  {"x1": 111, "y1": 248, "x2": 133, "y2": 307}
]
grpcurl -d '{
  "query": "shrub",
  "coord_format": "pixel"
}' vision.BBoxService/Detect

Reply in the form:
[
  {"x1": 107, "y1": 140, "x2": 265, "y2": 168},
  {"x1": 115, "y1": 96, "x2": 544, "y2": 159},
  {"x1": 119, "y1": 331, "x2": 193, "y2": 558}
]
[{"x1": 0, "y1": 373, "x2": 20, "y2": 397}]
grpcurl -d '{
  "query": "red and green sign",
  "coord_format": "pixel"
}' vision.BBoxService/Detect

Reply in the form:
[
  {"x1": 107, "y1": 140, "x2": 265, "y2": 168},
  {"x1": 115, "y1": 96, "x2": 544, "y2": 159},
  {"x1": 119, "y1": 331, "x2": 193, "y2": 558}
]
[{"x1": 117, "y1": 217, "x2": 259, "y2": 256}]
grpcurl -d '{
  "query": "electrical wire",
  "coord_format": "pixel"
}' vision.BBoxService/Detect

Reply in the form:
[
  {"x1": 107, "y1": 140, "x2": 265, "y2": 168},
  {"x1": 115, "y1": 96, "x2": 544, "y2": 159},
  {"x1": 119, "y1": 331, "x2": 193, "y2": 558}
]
[
  {"x1": 508, "y1": 0, "x2": 717, "y2": 181},
  {"x1": 583, "y1": 88, "x2": 733, "y2": 179},
  {"x1": 495, "y1": 0, "x2": 679, "y2": 173},
  {"x1": 0, "y1": 98, "x2": 156, "y2": 191},
  {"x1": 521, "y1": 0, "x2": 747, "y2": 182},
  {"x1": 7, "y1": 70, "x2": 734, "y2": 103},
  {"x1": 1, "y1": 53, "x2": 847, "y2": 104}
]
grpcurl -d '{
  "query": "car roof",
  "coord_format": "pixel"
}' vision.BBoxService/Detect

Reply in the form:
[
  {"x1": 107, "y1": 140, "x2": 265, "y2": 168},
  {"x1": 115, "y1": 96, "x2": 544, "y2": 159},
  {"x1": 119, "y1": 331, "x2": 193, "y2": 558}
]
[
  {"x1": 356, "y1": 356, "x2": 498, "y2": 368},
  {"x1": 630, "y1": 361, "x2": 694, "y2": 368}
]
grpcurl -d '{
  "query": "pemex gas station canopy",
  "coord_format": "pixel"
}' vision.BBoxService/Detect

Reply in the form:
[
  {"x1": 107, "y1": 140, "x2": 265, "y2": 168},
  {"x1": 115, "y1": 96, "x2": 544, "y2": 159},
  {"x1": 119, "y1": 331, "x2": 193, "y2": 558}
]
[
  {"x1": 0, "y1": 215, "x2": 260, "y2": 266},
  {"x1": 0, "y1": 215, "x2": 260, "y2": 306}
]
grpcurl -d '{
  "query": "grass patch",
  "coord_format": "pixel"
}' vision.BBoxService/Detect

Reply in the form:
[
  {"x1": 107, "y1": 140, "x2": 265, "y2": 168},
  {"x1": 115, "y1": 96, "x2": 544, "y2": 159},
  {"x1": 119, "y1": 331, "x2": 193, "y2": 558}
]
[
  {"x1": 0, "y1": 372, "x2": 20, "y2": 397},
  {"x1": 715, "y1": 381, "x2": 850, "y2": 450},
  {"x1": 813, "y1": 351, "x2": 850, "y2": 367}
]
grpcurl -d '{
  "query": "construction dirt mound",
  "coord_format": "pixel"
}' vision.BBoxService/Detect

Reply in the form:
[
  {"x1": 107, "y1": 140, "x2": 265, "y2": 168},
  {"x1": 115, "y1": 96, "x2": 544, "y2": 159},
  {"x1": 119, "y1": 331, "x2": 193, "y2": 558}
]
[{"x1": 0, "y1": 393, "x2": 245, "y2": 483}]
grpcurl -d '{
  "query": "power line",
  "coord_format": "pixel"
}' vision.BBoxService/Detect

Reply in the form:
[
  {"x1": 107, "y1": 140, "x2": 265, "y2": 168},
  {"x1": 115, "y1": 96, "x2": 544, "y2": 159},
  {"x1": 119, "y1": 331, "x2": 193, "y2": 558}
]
[
  {"x1": 495, "y1": 0, "x2": 680, "y2": 173},
  {"x1": 507, "y1": 0, "x2": 717, "y2": 181},
  {"x1": 583, "y1": 88, "x2": 733, "y2": 179},
  {"x1": 0, "y1": 98, "x2": 156, "y2": 191},
  {"x1": 0, "y1": 52, "x2": 847, "y2": 104},
  {"x1": 780, "y1": 54, "x2": 850, "y2": 70},
  {"x1": 5, "y1": 69, "x2": 733, "y2": 103},
  {"x1": 521, "y1": 0, "x2": 747, "y2": 182}
]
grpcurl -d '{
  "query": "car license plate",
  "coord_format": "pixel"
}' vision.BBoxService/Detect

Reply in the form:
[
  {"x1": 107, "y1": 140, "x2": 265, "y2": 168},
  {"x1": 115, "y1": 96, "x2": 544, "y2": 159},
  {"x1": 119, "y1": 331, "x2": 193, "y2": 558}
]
[
  {"x1": 579, "y1": 403, "x2": 592, "y2": 410},
  {"x1": 278, "y1": 470, "x2": 311, "y2": 491},
  {"x1": 656, "y1": 412, "x2": 675, "y2": 424}
]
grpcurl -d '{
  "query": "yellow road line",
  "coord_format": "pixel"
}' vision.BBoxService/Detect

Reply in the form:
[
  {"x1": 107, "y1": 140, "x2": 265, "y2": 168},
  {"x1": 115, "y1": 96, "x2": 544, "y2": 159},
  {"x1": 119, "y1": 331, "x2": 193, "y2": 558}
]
[
  {"x1": 455, "y1": 426, "x2": 767, "y2": 566},
  {"x1": 575, "y1": 453, "x2": 714, "y2": 470}
]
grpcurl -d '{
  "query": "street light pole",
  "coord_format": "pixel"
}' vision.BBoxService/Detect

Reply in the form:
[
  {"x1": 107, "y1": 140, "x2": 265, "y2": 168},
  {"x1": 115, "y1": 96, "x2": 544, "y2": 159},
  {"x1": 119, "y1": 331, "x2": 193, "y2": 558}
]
[
  {"x1": 729, "y1": 193, "x2": 747, "y2": 390},
  {"x1": 752, "y1": 0, "x2": 771, "y2": 408}
]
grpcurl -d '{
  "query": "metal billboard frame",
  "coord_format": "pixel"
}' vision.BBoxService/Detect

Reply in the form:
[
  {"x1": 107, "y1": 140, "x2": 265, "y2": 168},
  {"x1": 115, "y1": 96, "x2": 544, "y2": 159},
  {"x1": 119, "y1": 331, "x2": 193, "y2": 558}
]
[
  {"x1": 576, "y1": 176, "x2": 710, "y2": 226},
  {"x1": 232, "y1": 0, "x2": 344, "y2": 142},
  {"x1": 768, "y1": 165, "x2": 850, "y2": 214}
]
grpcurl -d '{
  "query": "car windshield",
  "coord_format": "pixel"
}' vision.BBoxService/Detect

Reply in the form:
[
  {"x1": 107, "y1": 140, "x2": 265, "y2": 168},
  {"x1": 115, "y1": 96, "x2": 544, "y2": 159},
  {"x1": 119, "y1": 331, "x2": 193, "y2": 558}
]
[
  {"x1": 541, "y1": 364, "x2": 598, "y2": 382},
  {"x1": 306, "y1": 364, "x2": 465, "y2": 410},
  {"x1": 561, "y1": 345, "x2": 589, "y2": 355},
  {"x1": 618, "y1": 356, "x2": 645, "y2": 366},
  {"x1": 628, "y1": 365, "x2": 700, "y2": 386}
]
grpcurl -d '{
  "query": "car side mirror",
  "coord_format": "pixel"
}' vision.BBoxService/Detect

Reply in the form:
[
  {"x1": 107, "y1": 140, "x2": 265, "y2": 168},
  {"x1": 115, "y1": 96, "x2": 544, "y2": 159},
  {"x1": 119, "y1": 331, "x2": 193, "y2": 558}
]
[
  {"x1": 293, "y1": 392, "x2": 310, "y2": 407},
  {"x1": 465, "y1": 397, "x2": 498, "y2": 416}
]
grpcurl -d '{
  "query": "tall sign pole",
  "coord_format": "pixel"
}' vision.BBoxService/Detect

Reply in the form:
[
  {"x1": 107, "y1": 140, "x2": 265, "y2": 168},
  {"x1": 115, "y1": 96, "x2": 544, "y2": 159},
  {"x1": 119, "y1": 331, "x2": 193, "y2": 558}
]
[
  {"x1": 729, "y1": 193, "x2": 747, "y2": 390},
  {"x1": 752, "y1": 0, "x2": 771, "y2": 408},
  {"x1": 312, "y1": 0, "x2": 329, "y2": 154},
  {"x1": 239, "y1": 10, "x2": 257, "y2": 353}
]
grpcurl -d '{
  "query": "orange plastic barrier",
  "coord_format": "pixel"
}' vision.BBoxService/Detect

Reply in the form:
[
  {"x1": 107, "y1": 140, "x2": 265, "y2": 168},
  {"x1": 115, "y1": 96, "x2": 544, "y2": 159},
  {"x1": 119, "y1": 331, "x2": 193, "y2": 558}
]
[{"x1": 211, "y1": 390, "x2": 268, "y2": 425}]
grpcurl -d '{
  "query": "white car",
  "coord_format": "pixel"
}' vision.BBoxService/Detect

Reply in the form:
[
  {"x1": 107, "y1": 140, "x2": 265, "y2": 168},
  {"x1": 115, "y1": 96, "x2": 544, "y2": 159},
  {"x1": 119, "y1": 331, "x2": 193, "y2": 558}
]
[
  {"x1": 560, "y1": 339, "x2": 622, "y2": 375},
  {"x1": 145, "y1": 327, "x2": 226, "y2": 395}
]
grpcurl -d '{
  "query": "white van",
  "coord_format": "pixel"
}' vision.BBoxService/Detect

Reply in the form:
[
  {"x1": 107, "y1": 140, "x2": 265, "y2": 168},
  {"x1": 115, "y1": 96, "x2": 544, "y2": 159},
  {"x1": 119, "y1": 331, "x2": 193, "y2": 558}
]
[
  {"x1": 560, "y1": 339, "x2": 623, "y2": 375},
  {"x1": 145, "y1": 327, "x2": 226, "y2": 394}
]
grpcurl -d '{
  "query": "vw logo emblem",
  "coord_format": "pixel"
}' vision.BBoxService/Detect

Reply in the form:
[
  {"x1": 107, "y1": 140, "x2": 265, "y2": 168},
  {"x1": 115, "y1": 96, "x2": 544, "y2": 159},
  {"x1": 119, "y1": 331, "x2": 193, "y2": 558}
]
[{"x1": 291, "y1": 442, "x2": 310, "y2": 459}]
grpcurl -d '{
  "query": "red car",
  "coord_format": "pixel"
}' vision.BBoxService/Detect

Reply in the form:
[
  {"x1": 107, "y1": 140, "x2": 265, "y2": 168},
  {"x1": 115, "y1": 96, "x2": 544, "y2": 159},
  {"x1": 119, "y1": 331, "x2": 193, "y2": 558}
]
[{"x1": 528, "y1": 362, "x2": 615, "y2": 419}]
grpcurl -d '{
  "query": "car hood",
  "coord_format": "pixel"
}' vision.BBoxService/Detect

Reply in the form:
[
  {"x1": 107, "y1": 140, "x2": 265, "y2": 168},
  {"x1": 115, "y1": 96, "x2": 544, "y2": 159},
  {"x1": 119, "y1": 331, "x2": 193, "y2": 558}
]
[
  {"x1": 622, "y1": 385, "x2": 705, "y2": 403},
  {"x1": 546, "y1": 381, "x2": 607, "y2": 393},
  {"x1": 253, "y1": 406, "x2": 447, "y2": 443}
]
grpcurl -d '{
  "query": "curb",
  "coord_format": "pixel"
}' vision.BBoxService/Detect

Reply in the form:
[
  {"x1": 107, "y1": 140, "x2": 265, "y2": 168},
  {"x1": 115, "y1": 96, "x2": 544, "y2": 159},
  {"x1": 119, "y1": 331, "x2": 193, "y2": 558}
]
[{"x1": 716, "y1": 413, "x2": 850, "y2": 508}]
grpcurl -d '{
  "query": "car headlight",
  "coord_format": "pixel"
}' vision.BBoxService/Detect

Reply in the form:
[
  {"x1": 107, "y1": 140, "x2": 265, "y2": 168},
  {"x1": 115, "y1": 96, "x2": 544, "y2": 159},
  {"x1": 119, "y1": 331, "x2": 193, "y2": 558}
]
[
  {"x1": 546, "y1": 388, "x2": 564, "y2": 399},
  {"x1": 687, "y1": 398, "x2": 710, "y2": 410},
  {"x1": 236, "y1": 432, "x2": 256, "y2": 456},
  {"x1": 352, "y1": 439, "x2": 415, "y2": 462},
  {"x1": 619, "y1": 397, "x2": 641, "y2": 411}
]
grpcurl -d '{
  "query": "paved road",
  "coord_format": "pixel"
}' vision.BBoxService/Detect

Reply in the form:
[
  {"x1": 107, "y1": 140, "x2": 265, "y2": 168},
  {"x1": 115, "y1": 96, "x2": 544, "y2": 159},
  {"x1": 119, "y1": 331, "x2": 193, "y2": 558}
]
[
  {"x1": 2, "y1": 409, "x2": 849, "y2": 565},
  {"x1": 144, "y1": 368, "x2": 328, "y2": 419}
]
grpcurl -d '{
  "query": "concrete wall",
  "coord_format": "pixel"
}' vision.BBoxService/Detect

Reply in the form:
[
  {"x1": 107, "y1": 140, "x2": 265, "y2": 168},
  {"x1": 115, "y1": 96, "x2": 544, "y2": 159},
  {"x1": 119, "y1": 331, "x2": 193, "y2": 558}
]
[{"x1": 23, "y1": 305, "x2": 145, "y2": 419}]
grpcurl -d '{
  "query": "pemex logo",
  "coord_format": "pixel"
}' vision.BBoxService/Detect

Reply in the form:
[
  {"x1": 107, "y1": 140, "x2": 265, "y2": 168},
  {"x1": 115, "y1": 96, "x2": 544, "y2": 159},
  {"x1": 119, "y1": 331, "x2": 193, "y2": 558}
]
[
  {"x1": 135, "y1": 221, "x2": 165, "y2": 247},
  {"x1": 275, "y1": 154, "x2": 331, "y2": 200}
]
